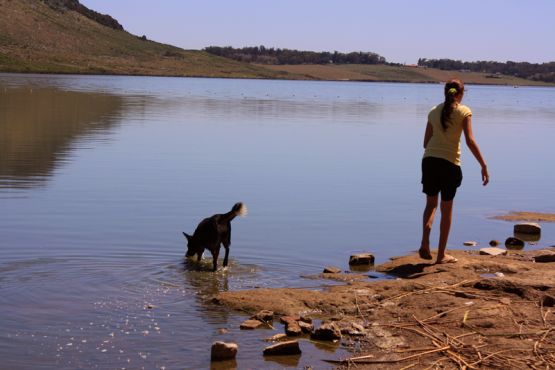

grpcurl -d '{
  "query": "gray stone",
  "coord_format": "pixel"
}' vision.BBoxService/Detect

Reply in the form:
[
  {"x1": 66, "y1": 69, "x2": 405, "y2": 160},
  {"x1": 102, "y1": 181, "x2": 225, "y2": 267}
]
[
  {"x1": 240, "y1": 319, "x2": 263, "y2": 330},
  {"x1": 323, "y1": 266, "x2": 342, "y2": 274},
  {"x1": 349, "y1": 253, "x2": 375, "y2": 265},
  {"x1": 251, "y1": 310, "x2": 274, "y2": 322},
  {"x1": 263, "y1": 340, "x2": 301, "y2": 356},
  {"x1": 505, "y1": 237, "x2": 525, "y2": 249},
  {"x1": 479, "y1": 247, "x2": 508, "y2": 256},
  {"x1": 489, "y1": 240, "x2": 500, "y2": 246},
  {"x1": 534, "y1": 250, "x2": 555, "y2": 263},
  {"x1": 211, "y1": 341, "x2": 238, "y2": 361},
  {"x1": 311, "y1": 322, "x2": 341, "y2": 341},
  {"x1": 514, "y1": 223, "x2": 541, "y2": 235}
]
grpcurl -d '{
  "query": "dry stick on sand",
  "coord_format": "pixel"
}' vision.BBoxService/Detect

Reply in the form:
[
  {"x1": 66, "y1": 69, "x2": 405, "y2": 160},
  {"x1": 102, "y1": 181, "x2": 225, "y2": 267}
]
[
  {"x1": 534, "y1": 327, "x2": 553, "y2": 358},
  {"x1": 385, "y1": 319, "x2": 474, "y2": 368},
  {"x1": 399, "y1": 363, "x2": 418, "y2": 370}
]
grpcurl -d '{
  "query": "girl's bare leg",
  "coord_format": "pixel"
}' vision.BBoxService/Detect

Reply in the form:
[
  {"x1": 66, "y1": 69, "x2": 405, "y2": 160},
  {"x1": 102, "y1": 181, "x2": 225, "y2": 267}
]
[
  {"x1": 419, "y1": 195, "x2": 438, "y2": 259},
  {"x1": 436, "y1": 200, "x2": 455, "y2": 263}
]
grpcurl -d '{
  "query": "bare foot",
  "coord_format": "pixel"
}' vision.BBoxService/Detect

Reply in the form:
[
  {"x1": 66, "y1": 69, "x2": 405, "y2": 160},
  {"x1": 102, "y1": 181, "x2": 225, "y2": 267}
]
[
  {"x1": 418, "y1": 247, "x2": 433, "y2": 260},
  {"x1": 436, "y1": 255, "x2": 458, "y2": 264}
]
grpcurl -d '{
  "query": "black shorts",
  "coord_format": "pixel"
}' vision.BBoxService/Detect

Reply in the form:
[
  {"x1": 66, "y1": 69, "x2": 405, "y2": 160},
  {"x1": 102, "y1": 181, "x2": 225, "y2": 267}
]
[{"x1": 421, "y1": 156, "x2": 463, "y2": 201}]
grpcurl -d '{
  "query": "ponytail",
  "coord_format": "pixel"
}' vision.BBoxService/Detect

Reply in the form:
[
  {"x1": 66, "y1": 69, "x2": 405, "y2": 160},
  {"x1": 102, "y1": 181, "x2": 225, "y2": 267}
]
[{"x1": 440, "y1": 79, "x2": 464, "y2": 131}]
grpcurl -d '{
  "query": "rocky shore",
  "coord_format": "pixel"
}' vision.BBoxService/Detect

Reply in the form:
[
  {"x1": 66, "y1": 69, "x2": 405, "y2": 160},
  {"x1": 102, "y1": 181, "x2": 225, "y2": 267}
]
[{"x1": 212, "y1": 246, "x2": 555, "y2": 369}]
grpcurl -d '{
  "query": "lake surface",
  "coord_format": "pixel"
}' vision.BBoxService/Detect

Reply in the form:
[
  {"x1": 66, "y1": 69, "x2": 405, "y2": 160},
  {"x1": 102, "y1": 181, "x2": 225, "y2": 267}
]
[{"x1": 1, "y1": 74, "x2": 554, "y2": 369}]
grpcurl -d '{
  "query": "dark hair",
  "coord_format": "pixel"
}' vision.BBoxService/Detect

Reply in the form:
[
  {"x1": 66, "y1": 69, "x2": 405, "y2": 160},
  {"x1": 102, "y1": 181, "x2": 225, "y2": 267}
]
[{"x1": 440, "y1": 79, "x2": 464, "y2": 130}]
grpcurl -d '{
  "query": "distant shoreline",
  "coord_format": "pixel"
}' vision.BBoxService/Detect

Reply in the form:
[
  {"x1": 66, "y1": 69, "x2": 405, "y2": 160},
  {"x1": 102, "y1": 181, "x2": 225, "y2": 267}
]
[{"x1": 2, "y1": 67, "x2": 554, "y2": 88}]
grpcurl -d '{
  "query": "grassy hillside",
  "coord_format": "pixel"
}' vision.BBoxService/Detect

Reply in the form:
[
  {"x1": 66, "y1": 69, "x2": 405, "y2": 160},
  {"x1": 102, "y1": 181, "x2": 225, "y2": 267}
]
[
  {"x1": 0, "y1": 0, "x2": 294, "y2": 78},
  {"x1": 259, "y1": 63, "x2": 554, "y2": 86}
]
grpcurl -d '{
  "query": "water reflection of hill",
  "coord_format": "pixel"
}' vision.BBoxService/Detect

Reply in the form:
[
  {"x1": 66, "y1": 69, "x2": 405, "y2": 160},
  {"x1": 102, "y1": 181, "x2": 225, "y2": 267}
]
[{"x1": 0, "y1": 87, "x2": 123, "y2": 189}]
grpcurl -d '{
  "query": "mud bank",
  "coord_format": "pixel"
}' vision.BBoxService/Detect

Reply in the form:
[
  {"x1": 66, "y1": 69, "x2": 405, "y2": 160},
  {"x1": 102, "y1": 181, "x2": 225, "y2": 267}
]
[{"x1": 213, "y1": 248, "x2": 555, "y2": 369}]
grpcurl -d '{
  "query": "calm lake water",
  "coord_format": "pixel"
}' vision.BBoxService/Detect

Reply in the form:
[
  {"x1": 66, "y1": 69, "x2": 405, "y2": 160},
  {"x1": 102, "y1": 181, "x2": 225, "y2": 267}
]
[{"x1": 1, "y1": 74, "x2": 554, "y2": 369}]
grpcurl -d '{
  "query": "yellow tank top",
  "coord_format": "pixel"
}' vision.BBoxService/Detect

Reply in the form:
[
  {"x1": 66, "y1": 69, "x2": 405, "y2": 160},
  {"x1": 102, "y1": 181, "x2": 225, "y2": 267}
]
[{"x1": 423, "y1": 103, "x2": 472, "y2": 166}]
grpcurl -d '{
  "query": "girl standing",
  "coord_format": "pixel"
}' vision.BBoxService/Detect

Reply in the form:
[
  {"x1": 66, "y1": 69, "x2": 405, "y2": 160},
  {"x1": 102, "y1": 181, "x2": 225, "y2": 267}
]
[{"x1": 419, "y1": 79, "x2": 489, "y2": 264}]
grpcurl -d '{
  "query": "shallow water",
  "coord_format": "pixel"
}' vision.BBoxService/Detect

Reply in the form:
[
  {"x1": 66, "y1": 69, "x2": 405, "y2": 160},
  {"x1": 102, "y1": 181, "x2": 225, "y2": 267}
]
[{"x1": 1, "y1": 74, "x2": 554, "y2": 368}]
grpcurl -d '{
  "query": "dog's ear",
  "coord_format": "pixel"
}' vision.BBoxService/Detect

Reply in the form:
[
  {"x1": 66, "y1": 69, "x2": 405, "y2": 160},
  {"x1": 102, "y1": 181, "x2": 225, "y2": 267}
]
[{"x1": 182, "y1": 232, "x2": 192, "y2": 241}]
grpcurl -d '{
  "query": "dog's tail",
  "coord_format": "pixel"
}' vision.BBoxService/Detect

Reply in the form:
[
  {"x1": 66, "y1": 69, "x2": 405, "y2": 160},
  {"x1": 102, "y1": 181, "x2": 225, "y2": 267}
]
[{"x1": 224, "y1": 202, "x2": 247, "y2": 222}]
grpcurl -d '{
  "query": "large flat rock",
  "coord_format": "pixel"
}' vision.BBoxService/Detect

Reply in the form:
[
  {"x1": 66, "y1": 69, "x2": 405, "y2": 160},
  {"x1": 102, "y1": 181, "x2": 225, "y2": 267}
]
[{"x1": 480, "y1": 247, "x2": 508, "y2": 256}]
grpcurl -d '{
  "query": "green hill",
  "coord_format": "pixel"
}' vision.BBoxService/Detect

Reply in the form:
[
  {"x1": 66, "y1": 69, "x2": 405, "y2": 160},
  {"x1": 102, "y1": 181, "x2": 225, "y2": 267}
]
[{"x1": 0, "y1": 0, "x2": 292, "y2": 78}]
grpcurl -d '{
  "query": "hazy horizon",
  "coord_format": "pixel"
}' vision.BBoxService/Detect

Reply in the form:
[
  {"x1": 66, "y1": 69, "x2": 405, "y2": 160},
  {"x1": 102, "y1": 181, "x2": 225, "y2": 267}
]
[{"x1": 81, "y1": 0, "x2": 555, "y2": 65}]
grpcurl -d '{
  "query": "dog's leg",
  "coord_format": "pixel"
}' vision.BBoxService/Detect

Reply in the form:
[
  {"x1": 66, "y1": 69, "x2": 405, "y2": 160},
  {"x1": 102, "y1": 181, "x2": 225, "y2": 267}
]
[
  {"x1": 222, "y1": 241, "x2": 230, "y2": 267},
  {"x1": 211, "y1": 247, "x2": 219, "y2": 272}
]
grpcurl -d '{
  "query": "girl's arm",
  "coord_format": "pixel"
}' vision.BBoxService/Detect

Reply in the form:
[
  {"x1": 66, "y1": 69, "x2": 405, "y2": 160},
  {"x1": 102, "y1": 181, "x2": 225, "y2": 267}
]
[
  {"x1": 462, "y1": 116, "x2": 489, "y2": 185},
  {"x1": 423, "y1": 121, "x2": 433, "y2": 148}
]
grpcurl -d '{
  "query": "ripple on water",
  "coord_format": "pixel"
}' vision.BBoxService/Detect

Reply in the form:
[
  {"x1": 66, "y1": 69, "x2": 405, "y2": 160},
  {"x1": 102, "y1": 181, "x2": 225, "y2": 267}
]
[{"x1": 1, "y1": 255, "x2": 346, "y2": 369}]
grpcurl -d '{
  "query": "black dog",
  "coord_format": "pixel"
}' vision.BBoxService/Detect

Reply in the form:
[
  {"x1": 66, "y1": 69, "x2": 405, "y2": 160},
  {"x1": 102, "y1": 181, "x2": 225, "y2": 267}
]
[{"x1": 183, "y1": 202, "x2": 247, "y2": 271}]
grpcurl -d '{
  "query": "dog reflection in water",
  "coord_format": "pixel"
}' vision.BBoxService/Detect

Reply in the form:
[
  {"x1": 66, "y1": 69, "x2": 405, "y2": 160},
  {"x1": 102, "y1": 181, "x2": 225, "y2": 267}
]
[{"x1": 183, "y1": 202, "x2": 247, "y2": 271}]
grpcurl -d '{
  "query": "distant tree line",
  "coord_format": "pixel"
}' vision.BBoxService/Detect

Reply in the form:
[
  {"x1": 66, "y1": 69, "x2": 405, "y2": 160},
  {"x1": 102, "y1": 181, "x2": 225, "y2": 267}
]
[
  {"x1": 418, "y1": 58, "x2": 555, "y2": 83},
  {"x1": 204, "y1": 46, "x2": 387, "y2": 65}
]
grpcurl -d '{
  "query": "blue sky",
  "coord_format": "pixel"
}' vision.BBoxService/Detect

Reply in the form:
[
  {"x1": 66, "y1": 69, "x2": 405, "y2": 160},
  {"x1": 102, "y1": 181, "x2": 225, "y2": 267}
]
[{"x1": 81, "y1": 0, "x2": 555, "y2": 64}]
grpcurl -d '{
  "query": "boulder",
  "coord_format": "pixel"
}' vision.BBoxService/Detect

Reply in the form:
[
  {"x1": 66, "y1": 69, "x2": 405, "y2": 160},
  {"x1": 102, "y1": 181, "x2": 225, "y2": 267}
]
[
  {"x1": 479, "y1": 247, "x2": 507, "y2": 256},
  {"x1": 505, "y1": 237, "x2": 525, "y2": 250},
  {"x1": 323, "y1": 266, "x2": 342, "y2": 274},
  {"x1": 263, "y1": 340, "x2": 302, "y2": 356},
  {"x1": 514, "y1": 223, "x2": 541, "y2": 235},
  {"x1": 489, "y1": 240, "x2": 500, "y2": 246},
  {"x1": 349, "y1": 253, "x2": 375, "y2": 265},
  {"x1": 533, "y1": 250, "x2": 555, "y2": 263},
  {"x1": 211, "y1": 341, "x2": 238, "y2": 361},
  {"x1": 251, "y1": 310, "x2": 274, "y2": 322},
  {"x1": 311, "y1": 322, "x2": 341, "y2": 341},
  {"x1": 240, "y1": 319, "x2": 263, "y2": 330}
]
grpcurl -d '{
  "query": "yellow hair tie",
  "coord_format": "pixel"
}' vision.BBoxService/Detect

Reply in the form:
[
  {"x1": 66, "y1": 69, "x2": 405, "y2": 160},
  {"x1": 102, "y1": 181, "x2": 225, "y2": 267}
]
[{"x1": 448, "y1": 88, "x2": 458, "y2": 95}]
